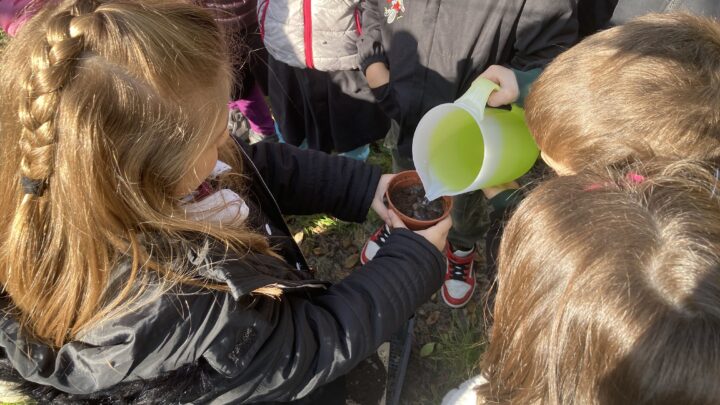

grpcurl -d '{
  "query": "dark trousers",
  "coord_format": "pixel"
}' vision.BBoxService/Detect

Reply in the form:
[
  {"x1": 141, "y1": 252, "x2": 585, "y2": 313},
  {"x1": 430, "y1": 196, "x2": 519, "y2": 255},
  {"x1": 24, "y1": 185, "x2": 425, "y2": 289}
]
[{"x1": 267, "y1": 55, "x2": 389, "y2": 153}]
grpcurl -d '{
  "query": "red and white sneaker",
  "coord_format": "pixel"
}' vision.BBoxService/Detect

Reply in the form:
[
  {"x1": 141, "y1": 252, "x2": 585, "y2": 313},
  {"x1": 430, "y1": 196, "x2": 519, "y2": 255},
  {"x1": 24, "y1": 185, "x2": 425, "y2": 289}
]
[
  {"x1": 360, "y1": 224, "x2": 391, "y2": 264},
  {"x1": 441, "y1": 245, "x2": 477, "y2": 308}
]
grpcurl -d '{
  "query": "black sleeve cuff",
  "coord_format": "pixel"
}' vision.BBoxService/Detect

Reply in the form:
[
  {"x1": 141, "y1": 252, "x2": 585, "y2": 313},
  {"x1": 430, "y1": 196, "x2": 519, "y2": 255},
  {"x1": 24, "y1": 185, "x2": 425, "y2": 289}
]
[{"x1": 360, "y1": 54, "x2": 388, "y2": 76}]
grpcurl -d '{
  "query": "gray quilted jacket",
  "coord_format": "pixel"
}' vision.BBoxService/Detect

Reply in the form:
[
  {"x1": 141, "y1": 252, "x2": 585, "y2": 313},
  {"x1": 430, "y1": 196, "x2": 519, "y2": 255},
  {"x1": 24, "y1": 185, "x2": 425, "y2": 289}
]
[{"x1": 258, "y1": 0, "x2": 363, "y2": 71}]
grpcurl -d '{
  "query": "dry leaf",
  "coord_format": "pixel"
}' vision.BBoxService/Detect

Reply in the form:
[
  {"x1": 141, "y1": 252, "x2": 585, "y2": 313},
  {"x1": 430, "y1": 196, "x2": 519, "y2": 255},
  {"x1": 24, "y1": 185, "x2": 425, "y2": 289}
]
[
  {"x1": 426, "y1": 311, "x2": 440, "y2": 326},
  {"x1": 343, "y1": 253, "x2": 360, "y2": 269},
  {"x1": 293, "y1": 231, "x2": 304, "y2": 244}
]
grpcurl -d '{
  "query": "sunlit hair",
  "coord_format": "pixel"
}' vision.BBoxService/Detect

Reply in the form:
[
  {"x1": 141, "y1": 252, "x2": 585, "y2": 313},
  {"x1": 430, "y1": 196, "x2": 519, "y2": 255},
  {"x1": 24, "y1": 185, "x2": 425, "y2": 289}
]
[
  {"x1": 0, "y1": 0, "x2": 274, "y2": 347},
  {"x1": 479, "y1": 160, "x2": 720, "y2": 404},
  {"x1": 526, "y1": 13, "x2": 720, "y2": 172}
]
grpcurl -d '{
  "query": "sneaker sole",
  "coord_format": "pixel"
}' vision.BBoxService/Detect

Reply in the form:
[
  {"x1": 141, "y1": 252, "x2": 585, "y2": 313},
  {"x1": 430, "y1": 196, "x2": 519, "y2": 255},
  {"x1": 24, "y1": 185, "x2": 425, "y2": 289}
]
[
  {"x1": 441, "y1": 260, "x2": 477, "y2": 308},
  {"x1": 360, "y1": 241, "x2": 371, "y2": 265}
]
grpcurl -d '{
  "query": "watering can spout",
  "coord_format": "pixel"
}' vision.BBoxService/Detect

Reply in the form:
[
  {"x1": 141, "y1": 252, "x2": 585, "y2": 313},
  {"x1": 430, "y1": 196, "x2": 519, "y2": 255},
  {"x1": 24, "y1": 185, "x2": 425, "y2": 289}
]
[
  {"x1": 424, "y1": 192, "x2": 441, "y2": 202},
  {"x1": 424, "y1": 187, "x2": 445, "y2": 202},
  {"x1": 417, "y1": 168, "x2": 449, "y2": 202}
]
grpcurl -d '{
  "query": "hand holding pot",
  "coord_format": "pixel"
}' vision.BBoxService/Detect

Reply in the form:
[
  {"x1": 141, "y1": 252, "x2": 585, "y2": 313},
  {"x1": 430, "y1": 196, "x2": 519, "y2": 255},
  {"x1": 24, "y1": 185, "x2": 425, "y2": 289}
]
[
  {"x1": 372, "y1": 174, "x2": 396, "y2": 224},
  {"x1": 387, "y1": 210, "x2": 452, "y2": 252}
]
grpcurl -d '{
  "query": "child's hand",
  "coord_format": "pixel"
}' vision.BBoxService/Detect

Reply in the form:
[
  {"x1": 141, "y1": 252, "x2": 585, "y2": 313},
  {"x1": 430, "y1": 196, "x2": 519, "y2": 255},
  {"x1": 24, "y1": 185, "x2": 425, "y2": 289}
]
[
  {"x1": 478, "y1": 65, "x2": 519, "y2": 107},
  {"x1": 365, "y1": 62, "x2": 390, "y2": 89},
  {"x1": 388, "y1": 210, "x2": 452, "y2": 252},
  {"x1": 372, "y1": 174, "x2": 395, "y2": 223}
]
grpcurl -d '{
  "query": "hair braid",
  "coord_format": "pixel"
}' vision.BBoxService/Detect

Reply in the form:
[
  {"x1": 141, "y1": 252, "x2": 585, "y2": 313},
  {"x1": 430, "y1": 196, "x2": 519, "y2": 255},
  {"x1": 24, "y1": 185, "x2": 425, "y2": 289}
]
[
  {"x1": 1, "y1": 0, "x2": 274, "y2": 348},
  {"x1": 17, "y1": 0, "x2": 100, "y2": 192}
]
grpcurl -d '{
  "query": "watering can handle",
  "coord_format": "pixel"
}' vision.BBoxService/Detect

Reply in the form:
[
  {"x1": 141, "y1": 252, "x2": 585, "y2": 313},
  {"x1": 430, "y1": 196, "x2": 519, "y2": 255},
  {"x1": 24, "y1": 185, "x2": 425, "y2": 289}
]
[{"x1": 454, "y1": 77, "x2": 500, "y2": 123}]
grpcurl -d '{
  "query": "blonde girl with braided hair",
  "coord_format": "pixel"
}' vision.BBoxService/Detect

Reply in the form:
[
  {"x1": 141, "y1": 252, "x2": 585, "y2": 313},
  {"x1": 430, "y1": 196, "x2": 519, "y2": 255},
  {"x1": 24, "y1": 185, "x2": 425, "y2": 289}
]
[{"x1": 0, "y1": 0, "x2": 451, "y2": 402}]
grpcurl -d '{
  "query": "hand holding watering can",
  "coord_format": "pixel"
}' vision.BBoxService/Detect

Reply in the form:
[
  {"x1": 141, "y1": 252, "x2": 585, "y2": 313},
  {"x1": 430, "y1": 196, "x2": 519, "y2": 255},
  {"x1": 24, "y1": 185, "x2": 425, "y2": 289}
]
[{"x1": 412, "y1": 68, "x2": 539, "y2": 201}]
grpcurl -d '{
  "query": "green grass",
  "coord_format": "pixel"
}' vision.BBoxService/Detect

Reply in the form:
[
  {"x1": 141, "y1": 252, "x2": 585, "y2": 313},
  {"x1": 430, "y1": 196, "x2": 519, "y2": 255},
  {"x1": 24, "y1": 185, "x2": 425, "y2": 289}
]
[
  {"x1": 407, "y1": 305, "x2": 488, "y2": 404},
  {"x1": 430, "y1": 311, "x2": 486, "y2": 381}
]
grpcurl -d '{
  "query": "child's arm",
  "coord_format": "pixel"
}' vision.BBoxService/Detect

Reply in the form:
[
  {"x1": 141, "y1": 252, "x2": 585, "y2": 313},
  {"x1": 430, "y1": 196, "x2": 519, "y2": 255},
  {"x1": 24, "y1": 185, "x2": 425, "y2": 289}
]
[
  {"x1": 356, "y1": 0, "x2": 387, "y2": 79},
  {"x1": 201, "y1": 227, "x2": 446, "y2": 402},
  {"x1": 0, "y1": 228, "x2": 446, "y2": 401},
  {"x1": 243, "y1": 141, "x2": 381, "y2": 223}
]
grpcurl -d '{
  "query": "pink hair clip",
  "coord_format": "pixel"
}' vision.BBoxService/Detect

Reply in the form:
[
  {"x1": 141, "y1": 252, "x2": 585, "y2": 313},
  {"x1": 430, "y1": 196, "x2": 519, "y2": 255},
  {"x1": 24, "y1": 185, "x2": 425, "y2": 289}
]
[
  {"x1": 626, "y1": 172, "x2": 645, "y2": 184},
  {"x1": 584, "y1": 171, "x2": 645, "y2": 192}
]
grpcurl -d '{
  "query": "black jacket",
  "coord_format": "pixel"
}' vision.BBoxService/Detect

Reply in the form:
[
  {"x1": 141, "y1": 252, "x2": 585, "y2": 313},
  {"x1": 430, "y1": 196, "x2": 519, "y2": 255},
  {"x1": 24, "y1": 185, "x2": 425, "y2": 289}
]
[
  {"x1": 0, "y1": 142, "x2": 445, "y2": 403},
  {"x1": 578, "y1": 0, "x2": 720, "y2": 37},
  {"x1": 357, "y1": 0, "x2": 578, "y2": 158}
]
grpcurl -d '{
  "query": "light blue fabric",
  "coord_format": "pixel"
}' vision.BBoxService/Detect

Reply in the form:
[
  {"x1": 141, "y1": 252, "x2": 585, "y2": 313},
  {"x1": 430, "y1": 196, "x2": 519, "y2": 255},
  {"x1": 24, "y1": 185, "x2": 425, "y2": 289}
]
[{"x1": 339, "y1": 144, "x2": 370, "y2": 161}]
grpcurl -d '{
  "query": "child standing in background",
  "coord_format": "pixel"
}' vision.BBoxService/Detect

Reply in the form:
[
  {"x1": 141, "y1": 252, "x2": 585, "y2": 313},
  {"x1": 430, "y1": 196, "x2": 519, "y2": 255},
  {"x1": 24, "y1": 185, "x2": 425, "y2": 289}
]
[
  {"x1": 259, "y1": 0, "x2": 389, "y2": 159},
  {"x1": 358, "y1": 0, "x2": 578, "y2": 308},
  {"x1": 202, "y1": 0, "x2": 279, "y2": 144}
]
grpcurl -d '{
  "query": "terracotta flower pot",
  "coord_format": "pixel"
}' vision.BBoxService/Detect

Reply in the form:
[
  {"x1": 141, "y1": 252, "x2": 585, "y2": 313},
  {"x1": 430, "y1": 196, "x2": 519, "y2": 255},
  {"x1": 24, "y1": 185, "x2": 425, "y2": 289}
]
[{"x1": 386, "y1": 170, "x2": 453, "y2": 231}]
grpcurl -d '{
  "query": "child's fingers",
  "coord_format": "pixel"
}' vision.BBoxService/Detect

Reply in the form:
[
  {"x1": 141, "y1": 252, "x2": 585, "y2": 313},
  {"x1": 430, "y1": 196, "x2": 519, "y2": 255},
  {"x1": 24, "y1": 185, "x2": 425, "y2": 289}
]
[
  {"x1": 479, "y1": 65, "x2": 519, "y2": 107},
  {"x1": 433, "y1": 215, "x2": 453, "y2": 235},
  {"x1": 372, "y1": 199, "x2": 390, "y2": 224},
  {"x1": 387, "y1": 209, "x2": 407, "y2": 229},
  {"x1": 487, "y1": 90, "x2": 515, "y2": 107}
]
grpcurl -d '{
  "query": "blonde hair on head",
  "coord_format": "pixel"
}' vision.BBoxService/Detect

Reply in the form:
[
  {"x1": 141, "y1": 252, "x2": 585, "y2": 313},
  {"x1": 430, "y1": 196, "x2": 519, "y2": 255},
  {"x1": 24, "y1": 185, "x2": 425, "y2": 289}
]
[
  {"x1": 478, "y1": 160, "x2": 720, "y2": 404},
  {"x1": 526, "y1": 13, "x2": 720, "y2": 173},
  {"x1": 0, "y1": 0, "x2": 273, "y2": 347}
]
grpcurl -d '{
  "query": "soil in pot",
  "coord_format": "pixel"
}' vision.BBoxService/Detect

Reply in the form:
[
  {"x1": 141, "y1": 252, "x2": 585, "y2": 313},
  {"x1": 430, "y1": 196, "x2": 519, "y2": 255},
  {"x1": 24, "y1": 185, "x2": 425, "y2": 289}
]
[{"x1": 389, "y1": 184, "x2": 445, "y2": 221}]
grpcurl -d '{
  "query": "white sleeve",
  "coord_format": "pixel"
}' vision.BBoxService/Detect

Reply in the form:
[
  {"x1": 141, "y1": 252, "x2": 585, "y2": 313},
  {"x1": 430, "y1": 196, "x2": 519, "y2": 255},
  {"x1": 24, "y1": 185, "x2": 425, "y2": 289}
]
[{"x1": 441, "y1": 375, "x2": 487, "y2": 405}]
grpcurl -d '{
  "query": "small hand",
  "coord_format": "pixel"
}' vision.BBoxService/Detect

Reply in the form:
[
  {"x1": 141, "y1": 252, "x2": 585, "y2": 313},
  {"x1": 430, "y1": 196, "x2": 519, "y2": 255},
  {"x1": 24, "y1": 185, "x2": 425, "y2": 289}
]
[
  {"x1": 365, "y1": 62, "x2": 390, "y2": 89},
  {"x1": 478, "y1": 65, "x2": 519, "y2": 107},
  {"x1": 371, "y1": 174, "x2": 395, "y2": 224},
  {"x1": 415, "y1": 214, "x2": 452, "y2": 252},
  {"x1": 388, "y1": 210, "x2": 452, "y2": 252},
  {"x1": 386, "y1": 210, "x2": 452, "y2": 252}
]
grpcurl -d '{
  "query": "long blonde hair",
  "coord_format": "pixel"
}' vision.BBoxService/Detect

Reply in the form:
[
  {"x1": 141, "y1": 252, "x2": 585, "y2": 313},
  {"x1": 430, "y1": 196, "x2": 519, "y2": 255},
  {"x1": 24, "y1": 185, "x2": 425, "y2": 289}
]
[
  {"x1": 0, "y1": 0, "x2": 273, "y2": 347},
  {"x1": 479, "y1": 161, "x2": 720, "y2": 404}
]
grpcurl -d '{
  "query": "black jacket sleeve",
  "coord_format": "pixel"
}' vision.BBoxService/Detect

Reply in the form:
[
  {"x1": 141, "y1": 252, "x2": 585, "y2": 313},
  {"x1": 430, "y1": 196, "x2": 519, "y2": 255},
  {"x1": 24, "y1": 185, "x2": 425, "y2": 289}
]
[
  {"x1": 244, "y1": 141, "x2": 382, "y2": 222},
  {"x1": 511, "y1": 0, "x2": 578, "y2": 70},
  {"x1": 0, "y1": 230, "x2": 443, "y2": 402},
  {"x1": 200, "y1": 229, "x2": 445, "y2": 402},
  {"x1": 357, "y1": 0, "x2": 387, "y2": 74}
]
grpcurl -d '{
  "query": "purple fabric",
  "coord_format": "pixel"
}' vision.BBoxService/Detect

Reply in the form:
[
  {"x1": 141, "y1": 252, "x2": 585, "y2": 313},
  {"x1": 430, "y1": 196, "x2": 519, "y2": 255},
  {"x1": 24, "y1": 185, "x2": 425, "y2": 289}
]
[
  {"x1": 0, "y1": 0, "x2": 35, "y2": 36},
  {"x1": 229, "y1": 83, "x2": 275, "y2": 136}
]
